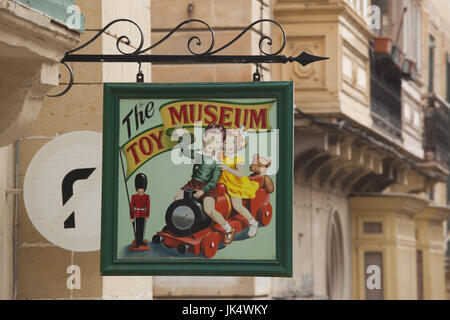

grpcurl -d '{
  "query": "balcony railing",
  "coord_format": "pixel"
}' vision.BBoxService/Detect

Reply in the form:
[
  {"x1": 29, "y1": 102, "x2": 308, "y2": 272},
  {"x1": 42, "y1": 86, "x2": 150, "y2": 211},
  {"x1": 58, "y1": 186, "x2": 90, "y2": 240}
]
[
  {"x1": 370, "y1": 56, "x2": 403, "y2": 140},
  {"x1": 424, "y1": 94, "x2": 450, "y2": 170}
]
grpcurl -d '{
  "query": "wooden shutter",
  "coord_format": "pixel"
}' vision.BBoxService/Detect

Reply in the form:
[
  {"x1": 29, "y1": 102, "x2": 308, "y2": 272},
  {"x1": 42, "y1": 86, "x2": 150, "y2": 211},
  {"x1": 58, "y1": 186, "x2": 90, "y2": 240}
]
[
  {"x1": 429, "y1": 35, "x2": 435, "y2": 92},
  {"x1": 446, "y1": 52, "x2": 450, "y2": 102},
  {"x1": 416, "y1": 250, "x2": 424, "y2": 300}
]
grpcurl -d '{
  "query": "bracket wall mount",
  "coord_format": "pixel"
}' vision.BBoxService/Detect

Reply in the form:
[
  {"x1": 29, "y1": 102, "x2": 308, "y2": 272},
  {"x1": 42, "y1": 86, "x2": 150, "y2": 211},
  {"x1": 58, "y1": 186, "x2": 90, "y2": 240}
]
[{"x1": 49, "y1": 18, "x2": 329, "y2": 97}]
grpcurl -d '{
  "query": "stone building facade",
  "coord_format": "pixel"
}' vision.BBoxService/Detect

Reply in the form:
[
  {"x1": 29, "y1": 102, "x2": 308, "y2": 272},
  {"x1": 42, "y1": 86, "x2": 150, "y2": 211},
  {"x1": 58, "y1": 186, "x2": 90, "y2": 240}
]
[
  {"x1": 0, "y1": 0, "x2": 449, "y2": 300},
  {"x1": 0, "y1": 0, "x2": 81, "y2": 299}
]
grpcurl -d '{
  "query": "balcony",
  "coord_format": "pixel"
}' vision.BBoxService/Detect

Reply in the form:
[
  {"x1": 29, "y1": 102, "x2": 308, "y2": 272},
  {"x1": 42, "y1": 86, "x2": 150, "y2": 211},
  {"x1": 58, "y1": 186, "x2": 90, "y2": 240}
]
[
  {"x1": 0, "y1": 0, "x2": 80, "y2": 146},
  {"x1": 424, "y1": 94, "x2": 450, "y2": 171},
  {"x1": 370, "y1": 51, "x2": 403, "y2": 140}
]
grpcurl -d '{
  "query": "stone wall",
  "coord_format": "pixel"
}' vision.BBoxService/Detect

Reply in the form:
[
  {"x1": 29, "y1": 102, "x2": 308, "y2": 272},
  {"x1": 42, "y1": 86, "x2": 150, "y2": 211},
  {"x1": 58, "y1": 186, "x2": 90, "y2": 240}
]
[
  {"x1": 15, "y1": 0, "x2": 152, "y2": 299},
  {"x1": 272, "y1": 158, "x2": 351, "y2": 299}
]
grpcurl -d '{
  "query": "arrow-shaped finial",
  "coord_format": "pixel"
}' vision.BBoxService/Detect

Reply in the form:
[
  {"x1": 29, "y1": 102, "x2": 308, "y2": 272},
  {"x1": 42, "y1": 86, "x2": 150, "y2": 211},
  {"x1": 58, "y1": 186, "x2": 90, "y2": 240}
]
[{"x1": 294, "y1": 51, "x2": 329, "y2": 66}]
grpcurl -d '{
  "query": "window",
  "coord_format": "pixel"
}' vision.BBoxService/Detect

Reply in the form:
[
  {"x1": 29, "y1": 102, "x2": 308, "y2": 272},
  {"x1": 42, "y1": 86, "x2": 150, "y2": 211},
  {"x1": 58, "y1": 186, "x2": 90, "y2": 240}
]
[
  {"x1": 363, "y1": 222, "x2": 383, "y2": 234},
  {"x1": 447, "y1": 53, "x2": 450, "y2": 206},
  {"x1": 346, "y1": 0, "x2": 369, "y2": 18},
  {"x1": 403, "y1": 0, "x2": 422, "y2": 69},
  {"x1": 446, "y1": 52, "x2": 450, "y2": 102},
  {"x1": 429, "y1": 35, "x2": 435, "y2": 93},
  {"x1": 326, "y1": 212, "x2": 345, "y2": 300},
  {"x1": 429, "y1": 186, "x2": 434, "y2": 201},
  {"x1": 364, "y1": 252, "x2": 384, "y2": 300}
]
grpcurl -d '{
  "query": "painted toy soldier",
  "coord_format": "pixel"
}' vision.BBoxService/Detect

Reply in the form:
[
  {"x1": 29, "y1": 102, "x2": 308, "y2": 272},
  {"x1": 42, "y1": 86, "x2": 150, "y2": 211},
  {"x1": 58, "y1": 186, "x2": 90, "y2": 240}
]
[{"x1": 130, "y1": 173, "x2": 150, "y2": 249}]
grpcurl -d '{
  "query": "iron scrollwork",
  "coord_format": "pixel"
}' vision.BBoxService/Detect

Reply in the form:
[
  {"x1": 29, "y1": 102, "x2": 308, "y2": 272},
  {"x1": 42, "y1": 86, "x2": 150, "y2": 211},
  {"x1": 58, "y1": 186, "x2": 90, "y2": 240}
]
[
  {"x1": 49, "y1": 18, "x2": 328, "y2": 97},
  {"x1": 47, "y1": 61, "x2": 74, "y2": 98}
]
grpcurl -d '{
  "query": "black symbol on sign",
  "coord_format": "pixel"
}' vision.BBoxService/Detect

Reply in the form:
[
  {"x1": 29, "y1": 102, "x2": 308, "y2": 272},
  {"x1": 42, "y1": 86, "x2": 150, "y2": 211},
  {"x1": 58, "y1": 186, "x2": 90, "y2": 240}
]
[
  {"x1": 61, "y1": 168, "x2": 96, "y2": 229},
  {"x1": 64, "y1": 212, "x2": 76, "y2": 229}
]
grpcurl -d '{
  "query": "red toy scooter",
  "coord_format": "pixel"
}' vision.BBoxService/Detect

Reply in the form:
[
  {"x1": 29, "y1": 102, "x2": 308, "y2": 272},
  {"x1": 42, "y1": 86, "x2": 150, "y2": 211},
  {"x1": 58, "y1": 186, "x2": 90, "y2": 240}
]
[{"x1": 152, "y1": 177, "x2": 273, "y2": 258}]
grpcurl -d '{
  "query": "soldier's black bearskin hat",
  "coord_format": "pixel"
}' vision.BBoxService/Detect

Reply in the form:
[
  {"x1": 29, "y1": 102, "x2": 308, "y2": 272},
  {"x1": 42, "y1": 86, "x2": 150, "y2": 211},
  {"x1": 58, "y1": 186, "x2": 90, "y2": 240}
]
[{"x1": 135, "y1": 173, "x2": 147, "y2": 191}]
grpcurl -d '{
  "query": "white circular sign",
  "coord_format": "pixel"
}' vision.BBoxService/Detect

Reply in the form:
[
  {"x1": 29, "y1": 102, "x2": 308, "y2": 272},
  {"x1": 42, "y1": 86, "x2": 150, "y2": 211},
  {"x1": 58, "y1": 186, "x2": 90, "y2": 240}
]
[{"x1": 24, "y1": 131, "x2": 102, "y2": 252}]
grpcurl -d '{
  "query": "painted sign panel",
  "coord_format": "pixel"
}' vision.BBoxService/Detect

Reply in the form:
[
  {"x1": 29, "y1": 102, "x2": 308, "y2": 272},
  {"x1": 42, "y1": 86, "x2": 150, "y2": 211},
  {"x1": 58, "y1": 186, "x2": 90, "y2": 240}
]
[
  {"x1": 24, "y1": 131, "x2": 102, "y2": 252},
  {"x1": 101, "y1": 82, "x2": 293, "y2": 276}
]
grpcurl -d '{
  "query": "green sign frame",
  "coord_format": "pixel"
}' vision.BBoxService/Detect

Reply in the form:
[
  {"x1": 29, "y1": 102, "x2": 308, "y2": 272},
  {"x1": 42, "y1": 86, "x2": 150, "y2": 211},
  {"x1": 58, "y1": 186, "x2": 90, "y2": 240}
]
[{"x1": 101, "y1": 82, "x2": 293, "y2": 276}]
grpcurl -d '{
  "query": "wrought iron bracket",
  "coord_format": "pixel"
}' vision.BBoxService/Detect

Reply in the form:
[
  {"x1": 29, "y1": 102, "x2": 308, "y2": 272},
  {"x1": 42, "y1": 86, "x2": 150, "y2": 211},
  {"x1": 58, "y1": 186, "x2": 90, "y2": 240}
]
[{"x1": 49, "y1": 19, "x2": 329, "y2": 97}]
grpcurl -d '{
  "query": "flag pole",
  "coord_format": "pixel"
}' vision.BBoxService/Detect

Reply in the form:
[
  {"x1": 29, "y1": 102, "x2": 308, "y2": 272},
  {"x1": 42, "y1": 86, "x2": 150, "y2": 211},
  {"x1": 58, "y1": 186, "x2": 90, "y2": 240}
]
[{"x1": 118, "y1": 147, "x2": 136, "y2": 238}]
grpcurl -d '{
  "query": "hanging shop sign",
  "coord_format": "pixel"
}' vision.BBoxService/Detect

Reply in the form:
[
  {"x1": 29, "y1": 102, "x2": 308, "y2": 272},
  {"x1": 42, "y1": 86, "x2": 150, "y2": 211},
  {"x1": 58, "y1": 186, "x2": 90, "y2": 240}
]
[{"x1": 101, "y1": 82, "x2": 293, "y2": 276}]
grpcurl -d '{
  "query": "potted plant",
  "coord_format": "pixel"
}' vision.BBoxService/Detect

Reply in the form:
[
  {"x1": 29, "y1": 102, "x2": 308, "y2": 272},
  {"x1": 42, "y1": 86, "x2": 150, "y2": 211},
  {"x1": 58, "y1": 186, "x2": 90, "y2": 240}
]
[
  {"x1": 402, "y1": 58, "x2": 412, "y2": 74},
  {"x1": 401, "y1": 58, "x2": 417, "y2": 80},
  {"x1": 407, "y1": 59, "x2": 417, "y2": 79},
  {"x1": 373, "y1": 36, "x2": 392, "y2": 54}
]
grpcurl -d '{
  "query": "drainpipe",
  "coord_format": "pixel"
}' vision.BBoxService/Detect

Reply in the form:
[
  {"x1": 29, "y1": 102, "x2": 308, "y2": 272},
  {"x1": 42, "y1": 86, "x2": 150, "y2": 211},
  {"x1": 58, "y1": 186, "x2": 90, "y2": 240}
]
[
  {"x1": 13, "y1": 140, "x2": 19, "y2": 299},
  {"x1": 4, "y1": 141, "x2": 20, "y2": 299}
]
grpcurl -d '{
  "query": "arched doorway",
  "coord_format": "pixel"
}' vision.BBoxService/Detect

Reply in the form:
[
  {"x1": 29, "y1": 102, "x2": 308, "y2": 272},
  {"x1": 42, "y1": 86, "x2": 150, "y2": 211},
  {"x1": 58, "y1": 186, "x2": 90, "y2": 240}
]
[{"x1": 326, "y1": 210, "x2": 345, "y2": 299}]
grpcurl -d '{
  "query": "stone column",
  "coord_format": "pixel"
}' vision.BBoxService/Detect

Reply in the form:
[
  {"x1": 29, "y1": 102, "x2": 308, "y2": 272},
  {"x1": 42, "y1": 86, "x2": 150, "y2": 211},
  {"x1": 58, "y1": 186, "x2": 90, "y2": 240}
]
[
  {"x1": 414, "y1": 205, "x2": 450, "y2": 300},
  {"x1": 350, "y1": 194, "x2": 428, "y2": 300},
  {"x1": 0, "y1": 144, "x2": 15, "y2": 299}
]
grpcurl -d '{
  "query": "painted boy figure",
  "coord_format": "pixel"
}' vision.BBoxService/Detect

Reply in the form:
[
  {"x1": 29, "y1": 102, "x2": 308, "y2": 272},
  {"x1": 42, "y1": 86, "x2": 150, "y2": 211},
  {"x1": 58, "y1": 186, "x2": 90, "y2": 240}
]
[
  {"x1": 129, "y1": 173, "x2": 150, "y2": 250},
  {"x1": 174, "y1": 123, "x2": 236, "y2": 245}
]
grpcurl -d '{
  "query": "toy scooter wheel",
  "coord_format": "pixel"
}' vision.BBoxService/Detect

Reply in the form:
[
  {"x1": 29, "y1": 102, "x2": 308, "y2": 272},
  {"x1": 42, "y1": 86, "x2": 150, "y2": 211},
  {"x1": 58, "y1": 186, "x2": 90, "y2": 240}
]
[
  {"x1": 152, "y1": 234, "x2": 163, "y2": 244},
  {"x1": 201, "y1": 232, "x2": 220, "y2": 258},
  {"x1": 258, "y1": 203, "x2": 272, "y2": 226},
  {"x1": 177, "y1": 244, "x2": 189, "y2": 254}
]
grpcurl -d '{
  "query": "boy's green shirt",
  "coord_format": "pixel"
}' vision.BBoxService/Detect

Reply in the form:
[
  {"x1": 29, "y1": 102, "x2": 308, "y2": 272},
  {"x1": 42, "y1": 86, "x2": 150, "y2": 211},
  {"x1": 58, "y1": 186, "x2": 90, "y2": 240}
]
[{"x1": 178, "y1": 133, "x2": 222, "y2": 193}]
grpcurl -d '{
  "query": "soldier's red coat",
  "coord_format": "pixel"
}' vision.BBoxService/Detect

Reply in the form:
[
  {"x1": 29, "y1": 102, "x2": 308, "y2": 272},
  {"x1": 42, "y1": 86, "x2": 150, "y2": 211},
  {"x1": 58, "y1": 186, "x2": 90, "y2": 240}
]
[{"x1": 130, "y1": 193, "x2": 150, "y2": 219}]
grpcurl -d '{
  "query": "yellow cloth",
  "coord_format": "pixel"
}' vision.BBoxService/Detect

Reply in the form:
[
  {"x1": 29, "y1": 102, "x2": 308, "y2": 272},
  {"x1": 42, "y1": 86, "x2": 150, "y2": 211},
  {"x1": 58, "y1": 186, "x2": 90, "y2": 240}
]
[{"x1": 219, "y1": 155, "x2": 259, "y2": 199}]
